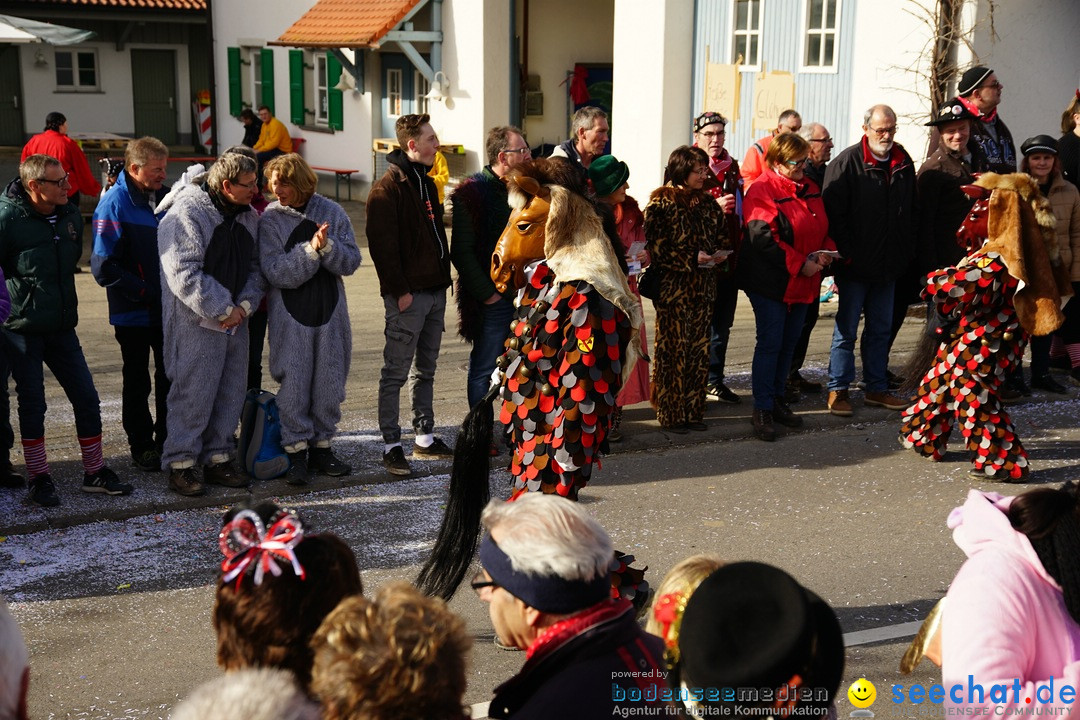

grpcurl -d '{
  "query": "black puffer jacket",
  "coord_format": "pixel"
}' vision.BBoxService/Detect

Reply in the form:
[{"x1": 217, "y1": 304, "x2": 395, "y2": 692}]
[
  {"x1": 822, "y1": 138, "x2": 917, "y2": 283},
  {"x1": 0, "y1": 178, "x2": 82, "y2": 334}
]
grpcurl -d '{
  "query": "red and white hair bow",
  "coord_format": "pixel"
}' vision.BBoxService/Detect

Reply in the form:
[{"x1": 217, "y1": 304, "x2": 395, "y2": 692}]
[{"x1": 218, "y1": 509, "x2": 306, "y2": 588}]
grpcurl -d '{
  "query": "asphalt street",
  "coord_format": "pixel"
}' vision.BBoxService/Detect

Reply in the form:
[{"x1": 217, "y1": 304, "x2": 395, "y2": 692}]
[{"x1": 0, "y1": 164, "x2": 1077, "y2": 718}]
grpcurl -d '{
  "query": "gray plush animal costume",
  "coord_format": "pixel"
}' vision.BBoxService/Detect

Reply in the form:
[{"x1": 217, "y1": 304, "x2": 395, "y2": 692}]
[
  {"x1": 158, "y1": 183, "x2": 263, "y2": 469},
  {"x1": 258, "y1": 193, "x2": 362, "y2": 451}
]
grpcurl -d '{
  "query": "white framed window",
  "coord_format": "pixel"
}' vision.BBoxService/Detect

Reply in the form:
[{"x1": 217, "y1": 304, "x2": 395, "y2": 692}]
[
  {"x1": 55, "y1": 49, "x2": 99, "y2": 91},
  {"x1": 252, "y1": 51, "x2": 263, "y2": 108},
  {"x1": 415, "y1": 71, "x2": 430, "y2": 115},
  {"x1": 731, "y1": 0, "x2": 763, "y2": 70},
  {"x1": 387, "y1": 68, "x2": 403, "y2": 116},
  {"x1": 800, "y1": 0, "x2": 841, "y2": 71},
  {"x1": 315, "y1": 54, "x2": 329, "y2": 126}
]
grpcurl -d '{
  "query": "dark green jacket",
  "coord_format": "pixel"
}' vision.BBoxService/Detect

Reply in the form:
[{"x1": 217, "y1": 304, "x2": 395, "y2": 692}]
[{"x1": 0, "y1": 178, "x2": 82, "y2": 334}]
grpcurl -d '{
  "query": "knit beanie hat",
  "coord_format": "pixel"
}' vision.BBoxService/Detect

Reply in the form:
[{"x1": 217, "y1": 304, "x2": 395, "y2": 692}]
[{"x1": 957, "y1": 66, "x2": 994, "y2": 96}]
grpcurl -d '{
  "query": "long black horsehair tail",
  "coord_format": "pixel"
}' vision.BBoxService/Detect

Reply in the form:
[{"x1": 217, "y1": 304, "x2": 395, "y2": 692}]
[{"x1": 416, "y1": 386, "x2": 499, "y2": 600}]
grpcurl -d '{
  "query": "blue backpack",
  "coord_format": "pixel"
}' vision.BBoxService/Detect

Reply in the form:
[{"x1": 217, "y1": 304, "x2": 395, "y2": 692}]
[{"x1": 238, "y1": 389, "x2": 290, "y2": 480}]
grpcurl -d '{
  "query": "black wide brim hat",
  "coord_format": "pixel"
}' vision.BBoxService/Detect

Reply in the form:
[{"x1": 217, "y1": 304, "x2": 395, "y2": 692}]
[
  {"x1": 676, "y1": 562, "x2": 845, "y2": 710},
  {"x1": 926, "y1": 97, "x2": 977, "y2": 127}
]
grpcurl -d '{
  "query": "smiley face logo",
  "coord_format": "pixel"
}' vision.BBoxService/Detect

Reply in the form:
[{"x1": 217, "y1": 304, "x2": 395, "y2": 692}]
[{"x1": 847, "y1": 678, "x2": 877, "y2": 709}]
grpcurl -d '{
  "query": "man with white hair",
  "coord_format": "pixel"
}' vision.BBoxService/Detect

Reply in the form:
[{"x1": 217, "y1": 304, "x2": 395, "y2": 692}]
[
  {"x1": 821, "y1": 104, "x2": 916, "y2": 417},
  {"x1": 474, "y1": 494, "x2": 665, "y2": 719},
  {"x1": 0, "y1": 598, "x2": 29, "y2": 720}
]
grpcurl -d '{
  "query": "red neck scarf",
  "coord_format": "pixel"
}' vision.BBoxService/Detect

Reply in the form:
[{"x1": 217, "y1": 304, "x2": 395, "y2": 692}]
[
  {"x1": 958, "y1": 95, "x2": 997, "y2": 124},
  {"x1": 526, "y1": 598, "x2": 630, "y2": 660}
]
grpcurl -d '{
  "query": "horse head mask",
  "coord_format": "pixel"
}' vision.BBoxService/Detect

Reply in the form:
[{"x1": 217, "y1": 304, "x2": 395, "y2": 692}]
[{"x1": 491, "y1": 173, "x2": 550, "y2": 294}]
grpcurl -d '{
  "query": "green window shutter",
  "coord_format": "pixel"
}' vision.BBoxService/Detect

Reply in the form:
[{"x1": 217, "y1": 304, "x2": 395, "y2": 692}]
[
  {"x1": 289, "y1": 49, "x2": 305, "y2": 125},
  {"x1": 227, "y1": 47, "x2": 242, "y2": 116},
  {"x1": 260, "y1": 47, "x2": 275, "y2": 114},
  {"x1": 327, "y1": 52, "x2": 343, "y2": 130}
]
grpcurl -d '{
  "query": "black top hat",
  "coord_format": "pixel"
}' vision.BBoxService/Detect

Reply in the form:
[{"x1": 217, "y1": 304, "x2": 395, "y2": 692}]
[{"x1": 676, "y1": 562, "x2": 845, "y2": 713}]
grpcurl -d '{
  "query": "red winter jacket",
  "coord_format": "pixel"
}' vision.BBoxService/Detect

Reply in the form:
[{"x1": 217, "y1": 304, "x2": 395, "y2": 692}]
[{"x1": 739, "y1": 167, "x2": 834, "y2": 304}]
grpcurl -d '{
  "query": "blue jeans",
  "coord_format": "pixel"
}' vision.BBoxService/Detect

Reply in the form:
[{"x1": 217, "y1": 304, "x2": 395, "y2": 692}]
[
  {"x1": 467, "y1": 297, "x2": 515, "y2": 408},
  {"x1": 707, "y1": 274, "x2": 739, "y2": 386},
  {"x1": 828, "y1": 277, "x2": 895, "y2": 392},
  {"x1": 747, "y1": 291, "x2": 808, "y2": 411},
  {"x1": 4, "y1": 328, "x2": 102, "y2": 440}
]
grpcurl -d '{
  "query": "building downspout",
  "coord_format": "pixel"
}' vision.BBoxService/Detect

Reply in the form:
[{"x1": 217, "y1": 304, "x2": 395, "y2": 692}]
[
  {"x1": 509, "y1": 0, "x2": 518, "y2": 125},
  {"x1": 206, "y1": 0, "x2": 219, "y2": 155},
  {"x1": 431, "y1": 0, "x2": 442, "y2": 74}
]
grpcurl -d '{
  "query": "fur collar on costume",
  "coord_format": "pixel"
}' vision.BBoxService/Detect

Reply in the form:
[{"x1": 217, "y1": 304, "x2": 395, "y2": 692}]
[
  {"x1": 648, "y1": 183, "x2": 710, "y2": 209},
  {"x1": 974, "y1": 172, "x2": 1073, "y2": 335},
  {"x1": 505, "y1": 159, "x2": 644, "y2": 384}
]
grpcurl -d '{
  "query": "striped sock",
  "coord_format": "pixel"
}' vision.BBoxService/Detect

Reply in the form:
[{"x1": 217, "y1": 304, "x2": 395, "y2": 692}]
[
  {"x1": 1050, "y1": 335, "x2": 1065, "y2": 358},
  {"x1": 78, "y1": 435, "x2": 104, "y2": 475},
  {"x1": 21, "y1": 437, "x2": 49, "y2": 478},
  {"x1": 1067, "y1": 343, "x2": 1080, "y2": 369}
]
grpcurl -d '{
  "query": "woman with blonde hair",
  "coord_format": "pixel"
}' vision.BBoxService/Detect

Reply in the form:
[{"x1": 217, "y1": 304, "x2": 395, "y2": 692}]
[
  {"x1": 645, "y1": 554, "x2": 725, "y2": 653},
  {"x1": 259, "y1": 153, "x2": 363, "y2": 484}
]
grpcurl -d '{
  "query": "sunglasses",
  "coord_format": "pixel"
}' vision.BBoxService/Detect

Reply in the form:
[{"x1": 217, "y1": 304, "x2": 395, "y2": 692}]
[{"x1": 36, "y1": 173, "x2": 70, "y2": 187}]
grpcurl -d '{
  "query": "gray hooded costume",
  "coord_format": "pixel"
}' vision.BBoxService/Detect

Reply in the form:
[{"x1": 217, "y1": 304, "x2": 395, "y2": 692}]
[
  {"x1": 258, "y1": 193, "x2": 362, "y2": 448},
  {"x1": 157, "y1": 183, "x2": 263, "y2": 468}
]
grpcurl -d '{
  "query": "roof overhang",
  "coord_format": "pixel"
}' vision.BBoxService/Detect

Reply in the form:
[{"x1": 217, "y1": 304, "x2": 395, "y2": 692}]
[{"x1": 269, "y1": 0, "x2": 424, "y2": 49}]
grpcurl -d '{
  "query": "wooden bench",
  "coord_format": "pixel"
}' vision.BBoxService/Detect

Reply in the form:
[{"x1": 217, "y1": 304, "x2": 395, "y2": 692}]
[{"x1": 310, "y1": 165, "x2": 360, "y2": 201}]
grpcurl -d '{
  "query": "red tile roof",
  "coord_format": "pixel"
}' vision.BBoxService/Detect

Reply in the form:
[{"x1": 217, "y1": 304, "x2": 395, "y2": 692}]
[
  {"x1": 272, "y1": 0, "x2": 421, "y2": 48},
  {"x1": 15, "y1": 0, "x2": 205, "y2": 9}
]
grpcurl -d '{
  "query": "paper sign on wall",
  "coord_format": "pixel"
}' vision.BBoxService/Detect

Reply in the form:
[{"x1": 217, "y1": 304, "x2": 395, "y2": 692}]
[
  {"x1": 704, "y1": 62, "x2": 740, "y2": 126},
  {"x1": 753, "y1": 72, "x2": 795, "y2": 131}
]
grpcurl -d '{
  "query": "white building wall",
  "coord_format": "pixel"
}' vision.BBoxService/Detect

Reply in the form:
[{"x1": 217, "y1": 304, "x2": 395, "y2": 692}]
[
  {"x1": 433, "y1": 0, "x2": 512, "y2": 175},
  {"x1": 611, "y1": 0, "x2": 694, "y2": 194},
  {"x1": 521, "y1": 0, "x2": 614, "y2": 148},
  {"x1": 845, "y1": 0, "x2": 936, "y2": 160},
  {"x1": 19, "y1": 42, "x2": 192, "y2": 138},
  {"x1": 966, "y1": 0, "x2": 1080, "y2": 145},
  {"x1": 212, "y1": 0, "x2": 376, "y2": 193}
]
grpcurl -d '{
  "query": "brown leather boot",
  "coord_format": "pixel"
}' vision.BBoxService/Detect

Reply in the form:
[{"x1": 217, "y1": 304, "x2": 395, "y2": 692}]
[{"x1": 827, "y1": 389, "x2": 853, "y2": 417}]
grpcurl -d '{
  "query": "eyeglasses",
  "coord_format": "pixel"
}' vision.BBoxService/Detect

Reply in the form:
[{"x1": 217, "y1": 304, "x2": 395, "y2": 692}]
[
  {"x1": 36, "y1": 173, "x2": 70, "y2": 187},
  {"x1": 504, "y1": 147, "x2": 532, "y2": 156},
  {"x1": 230, "y1": 180, "x2": 257, "y2": 189},
  {"x1": 697, "y1": 130, "x2": 726, "y2": 138},
  {"x1": 692, "y1": 167, "x2": 710, "y2": 176},
  {"x1": 809, "y1": 136, "x2": 833, "y2": 143},
  {"x1": 785, "y1": 158, "x2": 809, "y2": 168},
  {"x1": 471, "y1": 571, "x2": 499, "y2": 596},
  {"x1": 980, "y1": 81, "x2": 1003, "y2": 91},
  {"x1": 868, "y1": 125, "x2": 897, "y2": 137}
]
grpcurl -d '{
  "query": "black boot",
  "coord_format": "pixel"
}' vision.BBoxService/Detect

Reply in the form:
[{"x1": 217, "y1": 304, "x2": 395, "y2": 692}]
[
  {"x1": 751, "y1": 409, "x2": 776, "y2": 442},
  {"x1": 308, "y1": 446, "x2": 351, "y2": 477},
  {"x1": 771, "y1": 397, "x2": 804, "y2": 428},
  {"x1": 284, "y1": 450, "x2": 310, "y2": 486}
]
